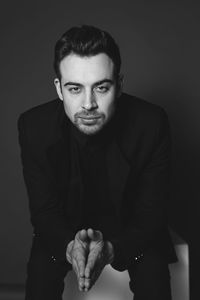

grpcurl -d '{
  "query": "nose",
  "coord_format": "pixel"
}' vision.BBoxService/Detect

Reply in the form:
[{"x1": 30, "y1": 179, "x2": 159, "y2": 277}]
[{"x1": 81, "y1": 90, "x2": 98, "y2": 110}]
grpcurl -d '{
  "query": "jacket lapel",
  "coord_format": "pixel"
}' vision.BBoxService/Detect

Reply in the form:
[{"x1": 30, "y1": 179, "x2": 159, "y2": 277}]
[
  {"x1": 46, "y1": 103, "x2": 70, "y2": 190},
  {"x1": 46, "y1": 114, "x2": 82, "y2": 227},
  {"x1": 46, "y1": 137, "x2": 70, "y2": 192},
  {"x1": 106, "y1": 139, "x2": 130, "y2": 216}
]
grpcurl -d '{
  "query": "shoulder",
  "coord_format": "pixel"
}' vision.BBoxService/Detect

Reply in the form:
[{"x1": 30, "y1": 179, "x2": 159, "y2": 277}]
[
  {"x1": 118, "y1": 93, "x2": 168, "y2": 125},
  {"x1": 117, "y1": 93, "x2": 169, "y2": 136},
  {"x1": 17, "y1": 99, "x2": 65, "y2": 146},
  {"x1": 116, "y1": 93, "x2": 170, "y2": 156},
  {"x1": 18, "y1": 99, "x2": 61, "y2": 125}
]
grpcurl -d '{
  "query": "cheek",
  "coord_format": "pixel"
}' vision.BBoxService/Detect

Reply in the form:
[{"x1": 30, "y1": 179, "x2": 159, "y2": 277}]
[
  {"x1": 100, "y1": 98, "x2": 115, "y2": 117},
  {"x1": 63, "y1": 100, "x2": 78, "y2": 120}
]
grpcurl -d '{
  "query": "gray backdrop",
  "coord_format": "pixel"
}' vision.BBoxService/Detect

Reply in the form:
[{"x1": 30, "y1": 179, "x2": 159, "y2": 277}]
[{"x1": 1, "y1": 1, "x2": 199, "y2": 299}]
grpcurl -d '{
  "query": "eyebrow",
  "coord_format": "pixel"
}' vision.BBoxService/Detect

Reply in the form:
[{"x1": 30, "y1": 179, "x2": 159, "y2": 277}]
[{"x1": 63, "y1": 79, "x2": 114, "y2": 87}]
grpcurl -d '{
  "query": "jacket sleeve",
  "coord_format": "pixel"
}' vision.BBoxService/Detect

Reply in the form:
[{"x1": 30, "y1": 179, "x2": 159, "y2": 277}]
[
  {"x1": 18, "y1": 113, "x2": 75, "y2": 263},
  {"x1": 110, "y1": 109, "x2": 171, "y2": 271}
]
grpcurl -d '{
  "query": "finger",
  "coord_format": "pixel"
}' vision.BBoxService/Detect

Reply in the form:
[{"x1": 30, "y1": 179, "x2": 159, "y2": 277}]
[
  {"x1": 85, "y1": 268, "x2": 101, "y2": 291},
  {"x1": 85, "y1": 260, "x2": 94, "y2": 278},
  {"x1": 72, "y1": 248, "x2": 86, "y2": 278},
  {"x1": 87, "y1": 228, "x2": 94, "y2": 239},
  {"x1": 87, "y1": 229, "x2": 103, "y2": 241},
  {"x1": 86, "y1": 247, "x2": 106, "y2": 281},
  {"x1": 84, "y1": 277, "x2": 91, "y2": 292},
  {"x1": 78, "y1": 276, "x2": 85, "y2": 292},
  {"x1": 89, "y1": 262, "x2": 104, "y2": 288},
  {"x1": 72, "y1": 257, "x2": 86, "y2": 291},
  {"x1": 78, "y1": 229, "x2": 88, "y2": 242},
  {"x1": 73, "y1": 250, "x2": 86, "y2": 277},
  {"x1": 85, "y1": 251, "x2": 99, "y2": 278},
  {"x1": 72, "y1": 257, "x2": 79, "y2": 278},
  {"x1": 77, "y1": 257, "x2": 85, "y2": 278}
]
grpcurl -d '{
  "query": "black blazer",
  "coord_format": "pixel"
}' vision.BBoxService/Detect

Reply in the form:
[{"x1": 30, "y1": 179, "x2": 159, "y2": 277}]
[{"x1": 18, "y1": 93, "x2": 177, "y2": 271}]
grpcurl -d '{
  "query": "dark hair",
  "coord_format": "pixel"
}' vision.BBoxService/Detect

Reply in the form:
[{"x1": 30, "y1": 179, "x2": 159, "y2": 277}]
[{"x1": 54, "y1": 25, "x2": 121, "y2": 80}]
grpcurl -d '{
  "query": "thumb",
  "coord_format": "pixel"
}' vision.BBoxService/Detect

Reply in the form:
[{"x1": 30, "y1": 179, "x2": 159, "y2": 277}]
[
  {"x1": 87, "y1": 228, "x2": 103, "y2": 241},
  {"x1": 77, "y1": 229, "x2": 88, "y2": 242}
]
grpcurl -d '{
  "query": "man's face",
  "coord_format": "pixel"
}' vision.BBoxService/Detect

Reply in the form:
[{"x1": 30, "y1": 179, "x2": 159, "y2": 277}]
[{"x1": 54, "y1": 53, "x2": 121, "y2": 135}]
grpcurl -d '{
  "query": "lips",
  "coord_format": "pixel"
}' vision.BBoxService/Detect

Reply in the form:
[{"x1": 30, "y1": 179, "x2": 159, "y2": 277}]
[
  {"x1": 79, "y1": 116, "x2": 101, "y2": 125},
  {"x1": 79, "y1": 116, "x2": 101, "y2": 120}
]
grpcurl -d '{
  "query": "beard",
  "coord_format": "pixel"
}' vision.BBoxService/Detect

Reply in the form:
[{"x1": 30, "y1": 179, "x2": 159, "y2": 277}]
[{"x1": 74, "y1": 111, "x2": 106, "y2": 135}]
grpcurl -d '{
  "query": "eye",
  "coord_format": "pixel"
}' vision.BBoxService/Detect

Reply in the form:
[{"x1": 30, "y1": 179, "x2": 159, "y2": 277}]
[
  {"x1": 68, "y1": 86, "x2": 81, "y2": 94},
  {"x1": 96, "y1": 85, "x2": 109, "y2": 93}
]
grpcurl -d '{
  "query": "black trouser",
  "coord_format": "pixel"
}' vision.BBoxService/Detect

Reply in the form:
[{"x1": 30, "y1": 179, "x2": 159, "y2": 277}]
[{"x1": 25, "y1": 237, "x2": 172, "y2": 300}]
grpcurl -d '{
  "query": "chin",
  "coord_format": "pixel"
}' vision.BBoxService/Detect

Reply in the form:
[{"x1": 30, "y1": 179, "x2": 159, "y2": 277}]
[{"x1": 77, "y1": 124, "x2": 104, "y2": 135}]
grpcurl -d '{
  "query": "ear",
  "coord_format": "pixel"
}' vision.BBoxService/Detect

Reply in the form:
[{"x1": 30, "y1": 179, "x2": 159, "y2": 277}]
[
  {"x1": 116, "y1": 73, "x2": 124, "y2": 98},
  {"x1": 54, "y1": 78, "x2": 63, "y2": 101}
]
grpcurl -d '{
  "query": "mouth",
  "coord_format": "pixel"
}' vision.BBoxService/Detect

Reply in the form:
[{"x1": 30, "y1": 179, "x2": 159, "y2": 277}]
[
  {"x1": 79, "y1": 116, "x2": 101, "y2": 125},
  {"x1": 78, "y1": 117, "x2": 102, "y2": 123},
  {"x1": 79, "y1": 116, "x2": 101, "y2": 120}
]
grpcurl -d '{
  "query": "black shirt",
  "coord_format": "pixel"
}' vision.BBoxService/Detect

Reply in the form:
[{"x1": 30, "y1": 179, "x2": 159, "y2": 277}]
[{"x1": 67, "y1": 117, "x2": 119, "y2": 240}]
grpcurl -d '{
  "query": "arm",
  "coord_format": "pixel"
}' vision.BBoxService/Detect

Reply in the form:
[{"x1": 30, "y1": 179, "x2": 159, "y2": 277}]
[
  {"x1": 111, "y1": 109, "x2": 171, "y2": 270},
  {"x1": 18, "y1": 113, "x2": 74, "y2": 263}
]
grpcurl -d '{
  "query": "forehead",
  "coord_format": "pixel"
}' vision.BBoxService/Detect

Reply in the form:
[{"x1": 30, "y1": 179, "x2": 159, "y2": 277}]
[{"x1": 59, "y1": 53, "x2": 115, "y2": 83}]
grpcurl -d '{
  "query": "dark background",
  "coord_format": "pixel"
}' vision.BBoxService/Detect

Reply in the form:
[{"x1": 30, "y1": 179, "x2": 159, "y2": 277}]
[{"x1": 1, "y1": 1, "x2": 199, "y2": 299}]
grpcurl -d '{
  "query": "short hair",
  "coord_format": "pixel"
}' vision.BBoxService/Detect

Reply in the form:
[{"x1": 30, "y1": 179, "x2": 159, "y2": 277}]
[{"x1": 54, "y1": 25, "x2": 121, "y2": 80}]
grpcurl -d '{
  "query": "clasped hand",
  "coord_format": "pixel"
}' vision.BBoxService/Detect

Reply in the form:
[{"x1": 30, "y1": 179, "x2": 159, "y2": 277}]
[{"x1": 66, "y1": 228, "x2": 114, "y2": 292}]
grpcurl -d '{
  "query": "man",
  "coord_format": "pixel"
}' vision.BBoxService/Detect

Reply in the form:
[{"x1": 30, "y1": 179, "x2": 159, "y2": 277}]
[{"x1": 18, "y1": 25, "x2": 177, "y2": 300}]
